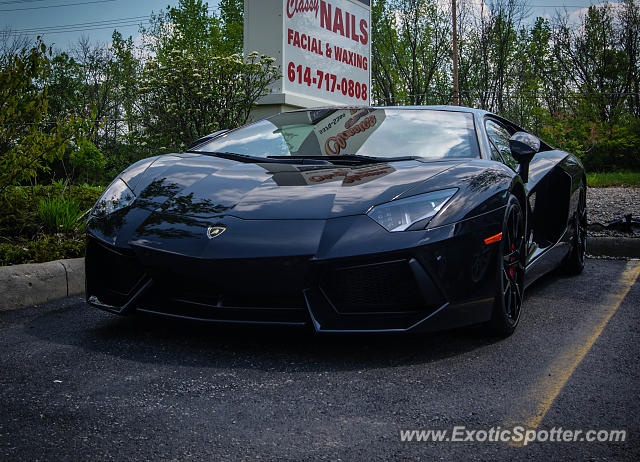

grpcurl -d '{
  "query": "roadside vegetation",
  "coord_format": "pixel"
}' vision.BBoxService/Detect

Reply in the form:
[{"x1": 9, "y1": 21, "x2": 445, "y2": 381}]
[
  {"x1": 586, "y1": 171, "x2": 640, "y2": 188},
  {"x1": 0, "y1": 184, "x2": 101, "y2": 265},
  {"x1": 0, "y1": 0, "x2": 274, "y2": 265},
  {"x1": 0, "y1": 0, "x2": 638, "y2": 265},
  {"x1": 373, "y1": 0, "x2": 640, "y2": 173}
]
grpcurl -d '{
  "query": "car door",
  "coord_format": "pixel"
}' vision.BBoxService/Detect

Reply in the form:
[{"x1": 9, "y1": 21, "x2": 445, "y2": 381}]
[{"x1": 485, "y1": 118, "x2": 572, "y2": 277}]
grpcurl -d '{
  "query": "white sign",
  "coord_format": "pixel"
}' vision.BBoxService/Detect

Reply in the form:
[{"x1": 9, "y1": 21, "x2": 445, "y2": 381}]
[
  {"x1": 264, "y1": 164, "x2": 396, "y2": 187},
  {"x1": 312, "y1": 108, "x2": 385, "y2": 155},
  {"x1": 244, "y1": 0, "x2": 372, "y2": 110},
  {"x1": 299, "y1": 164, "x2": 396, "y2": 186},
  {"x1": 284, "y1": 0, "x2": 371, "y2": 105}
]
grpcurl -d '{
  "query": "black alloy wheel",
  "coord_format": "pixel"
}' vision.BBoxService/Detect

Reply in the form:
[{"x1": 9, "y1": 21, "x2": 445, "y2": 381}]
[{"x1": 489, "y1": 194, "x2": 526, "y2": 336}]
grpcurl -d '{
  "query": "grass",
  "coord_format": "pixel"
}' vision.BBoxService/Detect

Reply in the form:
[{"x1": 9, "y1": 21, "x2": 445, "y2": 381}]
[
  {"x1": 38, "y1": 197, "x2": 86, "y2": 234},
  {"x1": 586, "y1": 171, "x2": 640, "y2": 188}
]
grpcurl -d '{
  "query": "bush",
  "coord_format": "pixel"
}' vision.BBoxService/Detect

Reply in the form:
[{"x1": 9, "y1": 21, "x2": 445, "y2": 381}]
[
  {"x1": 0, "y1": 235, "x2": 85, "y2": 266},
  {"x1": 0, "y1": 184, "x2": 102, "y2": 238},
  {"x1": 0, "y1": 184, "x2": 103, "y2": 265},
  {"x1": 38, "y1": 197, "x2": 85, "y2": 234},
  {"x1": 539, "y1": 116, "x2": 640, "y2": 172}
]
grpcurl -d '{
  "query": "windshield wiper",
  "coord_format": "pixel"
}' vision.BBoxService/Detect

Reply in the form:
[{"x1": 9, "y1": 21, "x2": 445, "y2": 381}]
[
  {"x1": 267, "y1": 154, "x2": 422, "y2": 164},
  {"x1": 192, "y1": 151, "x2": 331, "y2": 165},
  {"x1": 192, "y1": 151, "x2": 421, "y2": 165}
]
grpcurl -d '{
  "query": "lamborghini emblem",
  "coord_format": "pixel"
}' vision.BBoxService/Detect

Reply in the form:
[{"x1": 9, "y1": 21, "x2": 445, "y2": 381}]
[{"x1": 207, "y1": 225, "x2": 226, "y2": 239}]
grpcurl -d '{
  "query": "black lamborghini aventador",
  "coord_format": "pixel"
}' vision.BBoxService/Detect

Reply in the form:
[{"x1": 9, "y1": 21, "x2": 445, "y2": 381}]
[{"x1": 86, "y1": 106, "x2": 586, "y2": 336}]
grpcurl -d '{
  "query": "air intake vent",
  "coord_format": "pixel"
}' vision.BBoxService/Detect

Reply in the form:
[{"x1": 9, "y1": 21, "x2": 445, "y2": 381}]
[{"x1": 320, "y1": 260, "x2": 425, "y2": 314}]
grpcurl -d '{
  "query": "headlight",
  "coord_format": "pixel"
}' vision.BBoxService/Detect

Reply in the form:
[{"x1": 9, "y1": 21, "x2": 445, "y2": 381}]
[
  {"x1": 92, "y1": 179, "x2": 136, "y2": 216},
  {"x1": 367, "y1": 188, "x2": 458, "y2": 232}
]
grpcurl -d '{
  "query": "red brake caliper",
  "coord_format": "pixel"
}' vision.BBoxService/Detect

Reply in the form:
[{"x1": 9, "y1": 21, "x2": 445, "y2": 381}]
[{"x1": 508, "y1": 243, "x2": 516, "y2": 280}]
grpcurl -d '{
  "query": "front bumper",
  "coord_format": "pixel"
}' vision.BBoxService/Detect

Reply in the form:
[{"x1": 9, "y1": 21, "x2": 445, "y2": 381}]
[{"x1": 86, "y1": 210, "x2": 504, "y2": 333}]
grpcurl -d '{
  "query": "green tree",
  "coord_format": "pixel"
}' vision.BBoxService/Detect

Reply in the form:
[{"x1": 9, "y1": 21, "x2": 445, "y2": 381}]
[
  {"x1": 46, "y1": 52, "x2": 84, "y2": 118},
  {"x1": 69, "y1": 139, "x2": 105, "y2": 183},
  {"x1": 140, "y1": 50, "x2": 278, "y2": 151},
  {"x1": 553, "y1": 4, "x2": 630, "y2": 122},
  {"x1": 372, "y1": 0, "x2": 450, "y2": 105},
  {"x1": 110, "y1": 31, "x2": 141, "y2": 140},
  {"x1": 619, "y1": 0, "x2": 640, "y2": 117},
  {"x1": 219, "y1": 0, "x2": 244, "y2": 55},
  {"x1": 371, "y1": 0, "x2": 401, "y2": 105},
  {"x1": 138, "y1": 0, "x2": 278, "y2": 151},
  {"x1": 0, "y1": 39, "x2": 84, "y2": 191}
]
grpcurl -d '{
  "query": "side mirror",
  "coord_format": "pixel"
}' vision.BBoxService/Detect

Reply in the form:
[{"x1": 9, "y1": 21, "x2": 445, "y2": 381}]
[{"x1": 509, "y1": 131, "x2": 540, "y2": 183}]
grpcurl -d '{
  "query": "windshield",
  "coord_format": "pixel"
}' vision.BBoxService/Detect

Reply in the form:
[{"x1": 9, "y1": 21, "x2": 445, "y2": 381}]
[{"x1": 194, "y1": 108, "x2": 480, "y2": 160}]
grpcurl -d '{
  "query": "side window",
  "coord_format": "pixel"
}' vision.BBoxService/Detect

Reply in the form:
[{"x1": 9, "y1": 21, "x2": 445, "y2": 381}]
[
  {"x1": 485, "y1": 120, "x2": 518, "y2": 170},
  {"x1": 489, "y1": 144, "x2": 504, "y2": 163}
]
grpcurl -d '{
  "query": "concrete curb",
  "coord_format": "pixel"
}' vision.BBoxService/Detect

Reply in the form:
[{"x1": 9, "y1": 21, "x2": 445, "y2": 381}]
[
  {"x1": 0, "y1": 236, "x2": 638, "y2": 312},
  {"x1": 588, "y1": 236, "x2": 640, "y2": 258},
  {"x1": 0, "y1": 258, "x2": 84, "y2": 312}
]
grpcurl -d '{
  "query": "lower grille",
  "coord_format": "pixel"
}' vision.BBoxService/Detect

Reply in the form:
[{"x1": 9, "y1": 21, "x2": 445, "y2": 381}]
[
  {"x1": 137, "y1": 287, "x2": 309, "y2": 324},
  {"x1": 320, "y1": 259, "x2": 426, "y2": 314},
  {"x1": 86, "y1": 238, "x2": 445, "y2": 330},
  {"x1": 173, "y1": 290, "x2": 307, "y2": 310}
]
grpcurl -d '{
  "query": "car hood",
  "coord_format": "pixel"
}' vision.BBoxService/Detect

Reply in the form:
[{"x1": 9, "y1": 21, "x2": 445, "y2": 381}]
[{"x1": 130, "y1": 153, "x2": 466, "y2": 220}]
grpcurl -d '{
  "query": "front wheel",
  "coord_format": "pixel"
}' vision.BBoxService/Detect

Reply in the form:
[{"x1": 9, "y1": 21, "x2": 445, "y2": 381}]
[{"x1": 487, "y1": 194, "x2": 526, "y2": 337}]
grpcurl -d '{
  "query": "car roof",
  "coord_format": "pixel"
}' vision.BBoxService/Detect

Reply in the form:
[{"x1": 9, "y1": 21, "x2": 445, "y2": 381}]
[
  {"x1": 286, "y1": 105, "x2": 495, "y2": 117},
  {"x1": 381, "y1": 105, "x2": 491, "y2": 115}
]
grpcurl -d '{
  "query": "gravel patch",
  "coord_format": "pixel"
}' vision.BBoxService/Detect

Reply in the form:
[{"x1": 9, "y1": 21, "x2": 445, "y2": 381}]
[{"x1": 587, "y1": 187, "x2": 639, "y2": 238}]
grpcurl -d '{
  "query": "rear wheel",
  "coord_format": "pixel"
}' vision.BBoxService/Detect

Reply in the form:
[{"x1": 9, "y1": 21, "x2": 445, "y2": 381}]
[
  {"x1": 561, "y1": 185, "x2": 587, "y2": 275},
  {"x1": 488, "y1": 194, "x2": 526, "y2": 337}
]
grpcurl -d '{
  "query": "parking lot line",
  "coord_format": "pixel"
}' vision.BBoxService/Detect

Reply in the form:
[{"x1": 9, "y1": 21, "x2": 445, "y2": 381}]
[{"x1": 506, "y1": 260, "x2": 640, "y2": 445}]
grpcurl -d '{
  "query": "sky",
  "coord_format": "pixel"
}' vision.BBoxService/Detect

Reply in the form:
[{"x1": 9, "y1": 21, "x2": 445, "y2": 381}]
[
  {"x1": 0, "y1": 0, "x2": 221, "y2": 50},
  {"x1": 0, "y1": 0, "x2": 621, "y2": 51}
]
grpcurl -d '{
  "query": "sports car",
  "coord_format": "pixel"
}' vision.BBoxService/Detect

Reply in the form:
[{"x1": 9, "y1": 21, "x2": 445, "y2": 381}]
[{"x1": 86, "y1": 106, "x2": 586, "y2": 336}]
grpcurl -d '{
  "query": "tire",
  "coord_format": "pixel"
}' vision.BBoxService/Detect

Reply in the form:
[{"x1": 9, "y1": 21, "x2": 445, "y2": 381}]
[
  {"x1": 487, "y1": 194, "x2": 526, "y2": 337},
  {"x1": 561, "y1": 185, "x2": 587, "y2": 275}
]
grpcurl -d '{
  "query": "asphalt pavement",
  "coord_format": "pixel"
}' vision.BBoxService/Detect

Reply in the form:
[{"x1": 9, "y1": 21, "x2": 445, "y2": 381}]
[{"x1": 1, "y1": 258, "x2": 639, "y2": 461}]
